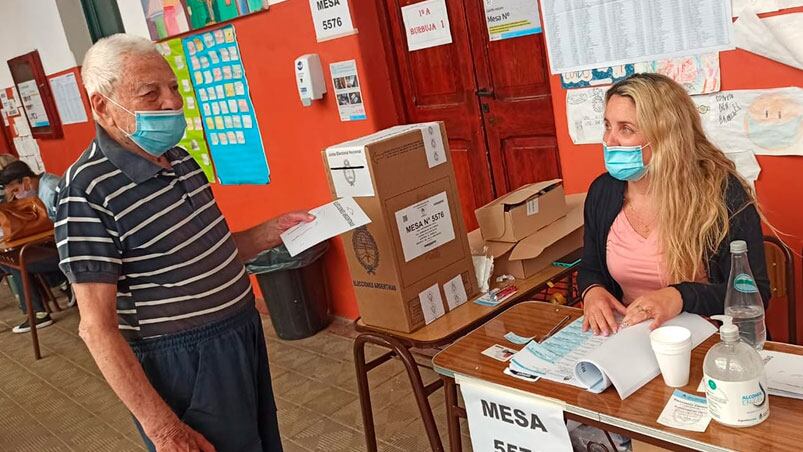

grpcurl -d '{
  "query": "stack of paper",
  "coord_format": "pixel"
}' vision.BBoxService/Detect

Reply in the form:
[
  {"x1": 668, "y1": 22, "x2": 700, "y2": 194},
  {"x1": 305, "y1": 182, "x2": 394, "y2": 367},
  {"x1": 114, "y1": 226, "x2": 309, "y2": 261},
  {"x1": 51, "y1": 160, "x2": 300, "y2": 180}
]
[{"x1": 507, "y1": 314, "x2": 717, "y2": 399}]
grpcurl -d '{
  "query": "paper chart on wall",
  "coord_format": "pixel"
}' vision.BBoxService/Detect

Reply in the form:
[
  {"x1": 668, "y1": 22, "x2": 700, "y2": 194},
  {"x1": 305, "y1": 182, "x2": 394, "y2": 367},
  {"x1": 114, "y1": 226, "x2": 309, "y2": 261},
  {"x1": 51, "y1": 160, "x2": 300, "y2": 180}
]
[
  {"x1": 540, "y1": 0, "x2": 733, "y2": 74},
  {"x1": 12, "y1": 136, "x2": 45, "y2": 174},
  {"x1": 17, "y1": 80, "x2": 50, "y2": 128},
  {"x1": 182, "y1": 24, "x2": 271, "y2": 184},
  {"x1": 565, "y1": 86, "x2": 608, "y2": 145},
  {"x1": 734, "y1": 9, "x2": 803, "y2": 70},
  {"x1": 561, "y1": 53, "x2": 721, "y2": 95},
  {"x1": 49, "y1": 73, "x2": 88, "y2": 125},
  {"x1": 694, "y1": 87, "x2": 803, "y2": 156}
]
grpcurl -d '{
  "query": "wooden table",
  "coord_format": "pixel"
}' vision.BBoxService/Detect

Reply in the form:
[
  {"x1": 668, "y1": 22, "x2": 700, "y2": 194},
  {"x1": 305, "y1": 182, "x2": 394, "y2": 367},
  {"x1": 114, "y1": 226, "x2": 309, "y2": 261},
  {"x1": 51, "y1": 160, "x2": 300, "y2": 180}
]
[
  {"x1": 433, "y1": 302, "x2": 803, "y2": 452},
  {"x1": 353, "y1": 260, "x2": 579, "y2": 452},
  {"x1": 0, "y1": 230, "x2": 57, "y2": 360}
]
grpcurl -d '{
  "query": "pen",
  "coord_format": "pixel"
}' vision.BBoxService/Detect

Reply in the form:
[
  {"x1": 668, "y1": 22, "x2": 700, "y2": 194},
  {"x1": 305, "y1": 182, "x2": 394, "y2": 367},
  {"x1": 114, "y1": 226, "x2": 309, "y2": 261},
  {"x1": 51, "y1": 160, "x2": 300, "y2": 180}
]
[{"x1": 539, "y1": 314, "x2": 571, "y2": 343}]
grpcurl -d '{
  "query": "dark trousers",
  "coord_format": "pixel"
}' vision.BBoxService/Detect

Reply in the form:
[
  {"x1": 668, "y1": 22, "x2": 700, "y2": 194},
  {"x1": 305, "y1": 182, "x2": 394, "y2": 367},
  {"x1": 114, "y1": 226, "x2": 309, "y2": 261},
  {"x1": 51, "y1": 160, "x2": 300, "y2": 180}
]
[
  {"x1": 1, "y1": 251, "x2": 64, "y2": 314},
  {"x1": 131, "y1": 305, "x2": 283, "y2": 452}
]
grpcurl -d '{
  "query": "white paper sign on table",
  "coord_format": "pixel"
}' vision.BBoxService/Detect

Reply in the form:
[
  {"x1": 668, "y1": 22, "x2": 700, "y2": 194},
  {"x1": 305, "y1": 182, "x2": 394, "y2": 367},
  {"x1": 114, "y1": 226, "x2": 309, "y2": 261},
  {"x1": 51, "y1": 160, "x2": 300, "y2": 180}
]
[
  {"x1": 444, "y1": 273, "x2": 468, "y2": 309},
  {"x1": 308, "y1": 0, "x2": 355, "y2": 42},
  {"x1": 401, "y1": 0, "x2": 453, "y2": 52},
  {"x1": 458, "y1": 374, "x2": 573, "y2": 452},
  {"x1": 394, "y1": 191, "x2": 456, "y2": 262},
  {"x1": 657, "y1": 390, "x2": 712, "y2": 432},
  {"x1": 419, "y1": 283, "x2": 446, "y2": 324},
  {"x1": 280, "y1": 197, "x2": 370, "y2": 257},
  {"x1": 326, "y1": 146, "x2": 374, "y2": 198}
]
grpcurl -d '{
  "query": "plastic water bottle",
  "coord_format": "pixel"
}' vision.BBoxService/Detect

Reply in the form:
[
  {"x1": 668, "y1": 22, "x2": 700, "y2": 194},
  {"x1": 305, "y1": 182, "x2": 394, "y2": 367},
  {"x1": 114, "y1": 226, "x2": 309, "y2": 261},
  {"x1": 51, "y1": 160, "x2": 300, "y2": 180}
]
[
  {"x1": 703, "y1": 315, "x2": 769, "y2": 427},
  {"x1": 724, "y1": 240, "x2": 766, "y2": 350}
]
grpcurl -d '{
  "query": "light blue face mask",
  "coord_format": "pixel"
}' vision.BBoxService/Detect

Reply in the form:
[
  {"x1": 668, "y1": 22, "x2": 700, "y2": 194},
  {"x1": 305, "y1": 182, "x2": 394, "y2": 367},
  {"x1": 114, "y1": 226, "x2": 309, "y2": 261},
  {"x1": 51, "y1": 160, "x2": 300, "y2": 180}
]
[
  {"x1": 104, "y1": 95, "x2": 186, "y2": 157},
  {"x1": 603, "y1": 142, "x2": 650, "y2": 181}
]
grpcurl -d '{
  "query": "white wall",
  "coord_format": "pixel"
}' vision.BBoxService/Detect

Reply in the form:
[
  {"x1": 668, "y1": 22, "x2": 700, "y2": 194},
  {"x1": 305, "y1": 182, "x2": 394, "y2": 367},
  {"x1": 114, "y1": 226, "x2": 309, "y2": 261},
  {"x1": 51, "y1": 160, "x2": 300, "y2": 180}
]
[
  {"x1": 117, "y1": 0, "x2": 151, "y2": 39},
  {"x1": 0, "y1": 0, "x2": 77, "y2": 88}
]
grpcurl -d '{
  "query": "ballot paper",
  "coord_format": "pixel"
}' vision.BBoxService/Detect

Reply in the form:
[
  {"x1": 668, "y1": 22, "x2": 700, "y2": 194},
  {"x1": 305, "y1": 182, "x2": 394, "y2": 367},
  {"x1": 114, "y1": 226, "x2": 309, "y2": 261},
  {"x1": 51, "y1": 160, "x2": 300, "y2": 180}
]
[
  {"x1": 508, "y1": 313, "x2": 716, "y2": 399},
  {"x1": 280, "y1": 198, "x2": 370, "y2": 257},
  {"x1": 657, "y1": 390, "x2": 712, "y2": 433}
]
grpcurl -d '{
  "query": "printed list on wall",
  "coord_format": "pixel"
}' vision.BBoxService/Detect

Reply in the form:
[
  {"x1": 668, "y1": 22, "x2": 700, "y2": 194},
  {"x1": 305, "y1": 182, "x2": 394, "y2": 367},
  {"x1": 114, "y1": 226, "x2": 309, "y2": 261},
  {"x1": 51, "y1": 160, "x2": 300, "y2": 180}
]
[{"x1": 182, "y1": 25, "x2": 271, "y2": 185}]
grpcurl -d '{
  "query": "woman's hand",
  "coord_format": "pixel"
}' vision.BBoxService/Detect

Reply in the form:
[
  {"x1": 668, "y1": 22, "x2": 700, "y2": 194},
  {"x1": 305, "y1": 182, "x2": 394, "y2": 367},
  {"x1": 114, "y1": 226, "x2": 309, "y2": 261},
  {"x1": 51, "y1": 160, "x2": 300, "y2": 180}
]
[
  {"x1": 621, "y1": 287, "x2": 683, "y2": 330},
  {"x1": 582, "y1": 286, "x2": 627, "y2": 336}
]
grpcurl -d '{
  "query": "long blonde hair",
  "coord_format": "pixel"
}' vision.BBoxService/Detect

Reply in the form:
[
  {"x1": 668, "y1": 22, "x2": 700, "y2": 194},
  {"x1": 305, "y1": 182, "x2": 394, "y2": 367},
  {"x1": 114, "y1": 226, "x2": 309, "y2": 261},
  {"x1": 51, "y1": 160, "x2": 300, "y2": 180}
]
[{"x1": 605, "y1": 73, "x2": 756, "y2": 284}]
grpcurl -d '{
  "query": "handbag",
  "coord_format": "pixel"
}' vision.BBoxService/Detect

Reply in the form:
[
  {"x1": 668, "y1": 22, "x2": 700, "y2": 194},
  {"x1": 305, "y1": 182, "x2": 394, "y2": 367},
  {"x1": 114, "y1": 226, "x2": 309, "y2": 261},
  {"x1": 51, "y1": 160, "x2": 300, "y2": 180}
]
[{"x1": 0, "y1": 197, "x2": 54, "y2": 242}]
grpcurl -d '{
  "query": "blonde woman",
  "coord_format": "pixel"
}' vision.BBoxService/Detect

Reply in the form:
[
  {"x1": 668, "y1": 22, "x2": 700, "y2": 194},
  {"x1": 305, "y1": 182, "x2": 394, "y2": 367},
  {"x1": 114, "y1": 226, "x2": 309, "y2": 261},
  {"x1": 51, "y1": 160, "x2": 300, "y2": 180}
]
[{"x1": 578, "y1": 73, "x2": 770, "y2": 336}]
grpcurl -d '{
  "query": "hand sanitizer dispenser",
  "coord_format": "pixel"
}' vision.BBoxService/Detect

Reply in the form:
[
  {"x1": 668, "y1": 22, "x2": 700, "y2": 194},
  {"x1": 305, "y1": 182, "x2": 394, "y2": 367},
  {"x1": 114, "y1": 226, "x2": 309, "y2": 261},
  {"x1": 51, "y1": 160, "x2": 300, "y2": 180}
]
[{"x1": 295, "y1": 54, "x2": 326, "y2": 107}]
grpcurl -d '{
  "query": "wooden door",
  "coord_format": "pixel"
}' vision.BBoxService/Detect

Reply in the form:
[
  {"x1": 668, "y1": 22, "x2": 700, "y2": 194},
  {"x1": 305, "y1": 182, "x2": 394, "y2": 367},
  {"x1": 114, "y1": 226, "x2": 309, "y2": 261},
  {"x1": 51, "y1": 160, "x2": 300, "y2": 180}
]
[
  {"x1": 382, "y1": 0, "x2": 493, "y2": 231},
  {"x1": 464, "y1": 0, "x2": 562, "y2": 194},
  {"x1": 382, "y1": 0, "x2": 560, "y2": 229}
]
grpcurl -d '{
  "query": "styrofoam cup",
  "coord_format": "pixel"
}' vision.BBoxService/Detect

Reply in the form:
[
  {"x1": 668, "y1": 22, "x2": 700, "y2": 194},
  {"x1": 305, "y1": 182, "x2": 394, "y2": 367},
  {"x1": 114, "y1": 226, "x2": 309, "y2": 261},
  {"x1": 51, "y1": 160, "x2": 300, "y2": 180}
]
[{"x1": 650, "y1": 326, "x2": 692, "y2": 387}]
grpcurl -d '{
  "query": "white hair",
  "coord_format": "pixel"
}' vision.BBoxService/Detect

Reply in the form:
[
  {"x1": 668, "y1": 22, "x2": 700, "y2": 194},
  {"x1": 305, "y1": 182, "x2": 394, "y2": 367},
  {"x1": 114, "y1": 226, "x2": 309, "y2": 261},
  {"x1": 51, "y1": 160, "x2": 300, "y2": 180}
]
[{"x1": 81, "y1": 34, "x2": 159, "y2": 99}]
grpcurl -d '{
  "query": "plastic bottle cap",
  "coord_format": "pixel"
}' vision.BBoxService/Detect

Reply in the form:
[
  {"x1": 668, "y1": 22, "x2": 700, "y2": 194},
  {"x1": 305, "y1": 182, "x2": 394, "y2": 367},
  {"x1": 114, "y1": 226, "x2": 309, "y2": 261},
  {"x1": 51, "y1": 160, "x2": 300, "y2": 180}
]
[
  {"x1": 730, "y1": 240, "x2": 747, "y2": 253},
  {"x1": 711, "y1": 315, "x2": 740, "y2": 341}
]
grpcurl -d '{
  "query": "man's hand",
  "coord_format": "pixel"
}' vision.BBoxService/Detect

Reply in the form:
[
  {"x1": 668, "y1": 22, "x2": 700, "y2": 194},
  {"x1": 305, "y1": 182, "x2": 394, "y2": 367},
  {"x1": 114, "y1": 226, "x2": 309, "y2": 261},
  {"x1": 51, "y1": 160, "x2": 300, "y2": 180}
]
[
  {"x1": 233, "y1": 211, "x2": 315, "y2": 262},
  {"x1": 582, "y1": 286, "x2": 627, "y2": 336},
  {"x1": 148, "y1": 417, "x2": 215, "y2": 452},
  {"x1": 621, "y1": 287, "x2": 683, "y2": 330},
  {"x1": 263, "y1": 211, "x2": 316, "y2": 247}
]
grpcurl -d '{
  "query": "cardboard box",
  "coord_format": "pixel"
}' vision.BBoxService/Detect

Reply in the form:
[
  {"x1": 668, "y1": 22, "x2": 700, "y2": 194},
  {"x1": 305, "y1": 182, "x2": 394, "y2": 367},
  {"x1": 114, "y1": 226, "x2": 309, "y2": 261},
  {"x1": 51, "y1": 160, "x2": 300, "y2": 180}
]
[
  {"x1": 469, "y1": 193, "x2": 586, "y2": 280},
  {"x1": 475, "y1": 179, "x2": 567, "y2": 243},
  {"x1": 323, "y1": 122, "x2": 478, "y2": 333}
]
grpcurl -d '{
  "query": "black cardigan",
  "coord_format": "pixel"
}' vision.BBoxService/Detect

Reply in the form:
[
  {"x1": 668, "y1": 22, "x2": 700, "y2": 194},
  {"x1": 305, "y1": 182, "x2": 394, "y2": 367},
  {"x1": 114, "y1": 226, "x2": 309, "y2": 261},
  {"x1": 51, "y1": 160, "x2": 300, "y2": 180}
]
[{"x1": 577, "y1": 173, "x2": 770, "y2": 317}]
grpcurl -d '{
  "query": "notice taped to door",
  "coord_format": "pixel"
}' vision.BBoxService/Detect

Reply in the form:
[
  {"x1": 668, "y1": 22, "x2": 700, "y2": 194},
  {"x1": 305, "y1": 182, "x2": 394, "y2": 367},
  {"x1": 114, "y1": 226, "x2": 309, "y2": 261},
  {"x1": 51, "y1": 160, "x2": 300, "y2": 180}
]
[{"x1": 395, "y1": 191, "x2": 455, "y2": 262}]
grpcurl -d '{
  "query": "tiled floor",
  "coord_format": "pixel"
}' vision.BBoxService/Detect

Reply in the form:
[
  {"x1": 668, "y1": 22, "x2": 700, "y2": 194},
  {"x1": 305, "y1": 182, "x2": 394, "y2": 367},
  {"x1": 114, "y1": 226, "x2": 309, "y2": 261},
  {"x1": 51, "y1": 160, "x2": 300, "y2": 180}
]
[{"x1": 0, "y1": 282, "x2": 473, "y2": 451}]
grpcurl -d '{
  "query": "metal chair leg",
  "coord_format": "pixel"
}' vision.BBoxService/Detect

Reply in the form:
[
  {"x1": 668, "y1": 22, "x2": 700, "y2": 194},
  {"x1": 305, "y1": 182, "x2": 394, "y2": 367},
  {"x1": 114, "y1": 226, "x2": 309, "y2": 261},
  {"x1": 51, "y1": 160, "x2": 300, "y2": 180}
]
[
  {"x1": 36, "y1": 273, "x2": 61, "y2": 312},
  {"x1": 19, "y1": 244, "x2": 41, "y2": 360},
  {"x1": 444, "y1": 377, "x2": 463, "y2": 452},
  {"x1": 354, "y1": 333, "x2": 445, "y2": 452}
]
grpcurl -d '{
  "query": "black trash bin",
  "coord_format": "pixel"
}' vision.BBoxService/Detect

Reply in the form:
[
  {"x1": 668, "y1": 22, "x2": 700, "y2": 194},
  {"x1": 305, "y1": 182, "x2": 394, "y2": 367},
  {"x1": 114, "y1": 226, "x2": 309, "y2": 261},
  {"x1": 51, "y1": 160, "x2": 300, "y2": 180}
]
[{"x1": 246, "y1": 241, "x2": 331, "y2": 340}]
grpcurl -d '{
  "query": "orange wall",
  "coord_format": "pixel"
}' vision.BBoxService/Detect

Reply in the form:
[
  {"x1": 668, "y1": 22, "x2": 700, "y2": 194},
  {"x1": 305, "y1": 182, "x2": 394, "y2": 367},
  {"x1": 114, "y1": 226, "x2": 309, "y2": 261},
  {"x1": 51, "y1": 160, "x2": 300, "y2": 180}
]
[
  {"x1": 1, "y1": 2, "x2": 399, "y2": 320},
  {"x1": 549, "y1": 8, "x2": 803, "y2": 342},
  {"x1": 4, "y1": 4, "x2": 800, "y2": 330}
]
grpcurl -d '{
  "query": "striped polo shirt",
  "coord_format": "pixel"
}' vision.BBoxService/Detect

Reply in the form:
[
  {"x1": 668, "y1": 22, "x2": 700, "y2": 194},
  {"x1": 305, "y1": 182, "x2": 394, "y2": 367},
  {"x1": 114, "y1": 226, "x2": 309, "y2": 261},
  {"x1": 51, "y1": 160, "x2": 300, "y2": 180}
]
[{"x1": 55, "y1": 125, "x2": 254, "y2": 341}]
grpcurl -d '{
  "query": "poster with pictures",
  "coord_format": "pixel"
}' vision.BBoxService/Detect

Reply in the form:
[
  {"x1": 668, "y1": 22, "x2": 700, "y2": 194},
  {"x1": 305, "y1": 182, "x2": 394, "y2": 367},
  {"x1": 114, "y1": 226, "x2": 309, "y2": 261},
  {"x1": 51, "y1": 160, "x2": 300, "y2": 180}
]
[
  {"x1": 142, "y1": 0, "x2": 269, "y2": 40},
  {"x1": 17, "y1": 80, "x2": 50, "y2": 128},
  {"x1": 182, "y1": 24, "x2": 271, "y2": 184},
  {"x1": 330, "y1": 60, "x2": 366, "y2": 122},
  {"x1": 157, "y1": 38, "x2": 216, "y2": 182}
]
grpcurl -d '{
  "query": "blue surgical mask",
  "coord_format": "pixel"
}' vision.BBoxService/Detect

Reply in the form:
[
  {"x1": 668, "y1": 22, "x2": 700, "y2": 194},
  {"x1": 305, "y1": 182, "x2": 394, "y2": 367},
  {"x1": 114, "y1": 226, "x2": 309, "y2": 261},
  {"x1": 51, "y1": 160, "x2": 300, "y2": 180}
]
[
  {"x1": 603, "y1": 142, "x2": 650, "y2": 181},
  {"x1": 103, "y1": 95, "x2": 186, "y2": 157}
]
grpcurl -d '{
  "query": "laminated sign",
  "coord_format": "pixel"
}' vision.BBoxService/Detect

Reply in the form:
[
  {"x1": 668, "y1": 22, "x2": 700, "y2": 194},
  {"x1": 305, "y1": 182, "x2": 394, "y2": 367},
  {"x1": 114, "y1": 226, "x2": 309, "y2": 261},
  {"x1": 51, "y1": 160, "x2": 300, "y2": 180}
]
[
  {"x1": 395, "y1": 191, "x2": 455, "y2": 262},
  {"x1": 309, "y1": 0, "x2": 356, "y2": 41},
  {"x1": 458, "y1": 375, "x2": 572, "y2": 452}
]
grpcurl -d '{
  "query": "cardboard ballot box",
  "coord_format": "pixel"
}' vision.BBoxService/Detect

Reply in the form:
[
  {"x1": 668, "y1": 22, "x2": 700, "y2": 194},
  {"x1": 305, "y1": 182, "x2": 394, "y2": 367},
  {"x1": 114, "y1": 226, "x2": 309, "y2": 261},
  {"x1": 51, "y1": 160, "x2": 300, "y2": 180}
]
[
  {"x1": 323, "y1": 122, "x2": 477, "y2": 333},
  {"x1": 470, "y1": 193, "x2": 585, "y2": 280},
  {"x1": 475, "y1": 179, "x2": 567, "y2": 243}
]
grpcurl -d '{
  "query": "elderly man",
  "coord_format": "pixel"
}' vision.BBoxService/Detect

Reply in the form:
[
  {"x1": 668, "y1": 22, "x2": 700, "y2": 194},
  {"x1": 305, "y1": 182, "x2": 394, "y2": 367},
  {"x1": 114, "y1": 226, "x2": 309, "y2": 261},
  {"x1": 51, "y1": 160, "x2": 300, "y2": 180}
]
[{"x1": 56, "y1": 34, "x2": 311, "y2": 451}]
